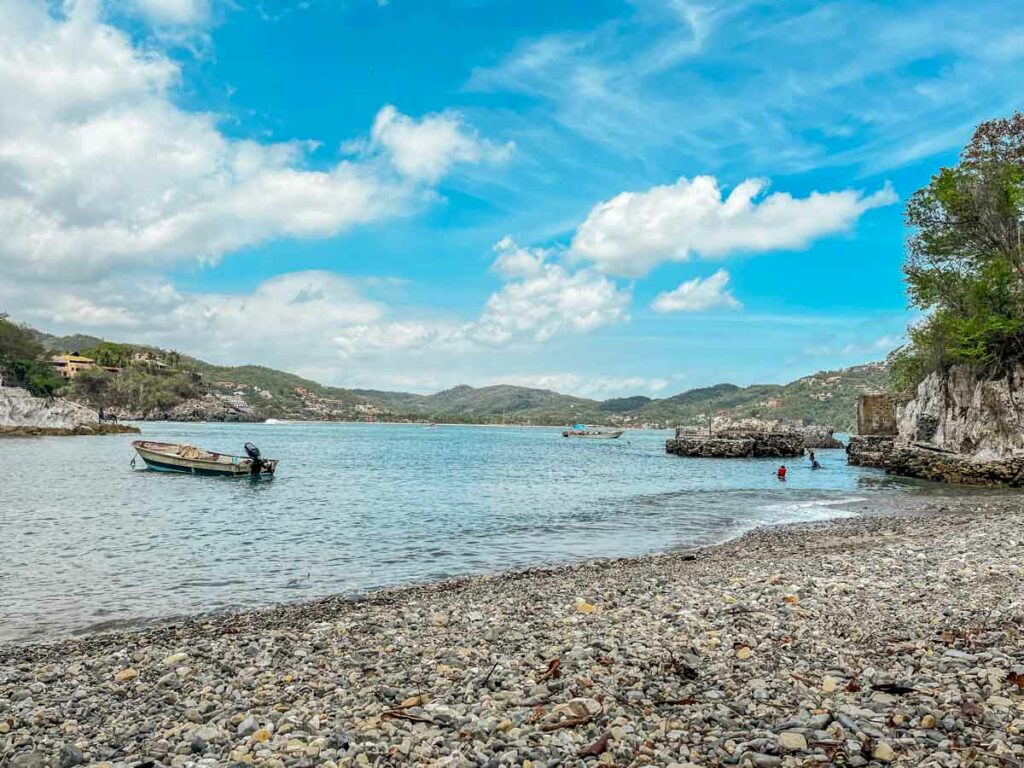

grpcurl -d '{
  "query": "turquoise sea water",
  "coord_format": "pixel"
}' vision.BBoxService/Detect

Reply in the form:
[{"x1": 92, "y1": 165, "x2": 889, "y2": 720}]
[{"x1": 2, "y1": 422, "x2": 924, "y2": 644}]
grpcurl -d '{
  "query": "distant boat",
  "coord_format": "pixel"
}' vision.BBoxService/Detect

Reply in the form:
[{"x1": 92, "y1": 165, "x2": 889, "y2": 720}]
[
  {"x1": 132, "y1": 441, "x2": 278, "y2": 477},
  {"x1": 562, "y1": 424, "x2": 624, "y2": 440}
]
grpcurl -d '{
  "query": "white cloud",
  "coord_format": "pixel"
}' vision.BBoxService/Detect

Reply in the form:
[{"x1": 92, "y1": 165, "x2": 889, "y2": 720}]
[
  {"x1": 803, "y1": 334, "x2": 904, "y2": 358},
  {"x1": 130, "y1": 0, "x2": 208, "y2": 25},
  {"x1": 331, "y1": 321, "x2": 471, "y2": 358},
  {"x1": 476, "y1": 240, "x2": 630, "y2": 344},
  {"x1": 2, "y1": 234, "x2": 631, "y2": 380},
  {"x1": 489, "y1": 235, "x2": 548, "y2": 278},
  {"x1": 652, "y1": 269, "x2": 740, "y2": 313},
  {"x1": 467, "y1": 2, "x2": 1024, "y2": 175},
  {"x1": 499, "y1": 373, "x2": 670, "y2": 399},
  {"x1": 0, "y1": 1, "x2": 505, "y2": 281},
  {"x1": 369, "y1": 104, "x2": 513, "y2": 183},
  {"x1": 570, "y1": 176, "x2": 897, "y2": 276},
  {"x1": 1, "y1": 271, "x2": 387, "y2": 367}
]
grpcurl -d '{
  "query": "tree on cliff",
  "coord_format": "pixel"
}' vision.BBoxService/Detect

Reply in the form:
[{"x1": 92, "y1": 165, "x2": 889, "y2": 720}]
[
  {"x1": 891, "y1": 112, "x2": 1024, "y2": 390},
  {"x1": 0, "y1": 315, "x2": 63, "y2": 396}
]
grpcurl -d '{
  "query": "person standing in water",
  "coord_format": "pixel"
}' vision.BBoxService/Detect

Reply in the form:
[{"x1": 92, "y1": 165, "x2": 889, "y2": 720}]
[{"x1": 777, "y1": 465, "x2": 787, "y2": 480}]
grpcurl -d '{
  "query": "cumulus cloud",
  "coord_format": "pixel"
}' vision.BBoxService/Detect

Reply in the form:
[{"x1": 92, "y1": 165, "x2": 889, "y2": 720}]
[
  {"x1": 570, "y1": 176, "x2": 897, "y2": 276},
  {"x1": 0, "y1": 1, "x2": 505, "y2": 281},
  {"x1": 1, "y1": 271, "x2": 388, "y2": 367},
  {"x1": 652, "y1": 269, "x2": 741, "y2": 313},
  {"x1": 369, "y1": 104, "x2": 513, "y2": 183},
  {"x1": 499, "y1": 373, "x2": 670, "y2": 399},
  {"x1": 489, "y1": 236, "x2": 548, "y2": 279},
  {"x1": 2, "y1": 237, "x2": 631, "y2": 379},
  {"x1": 475, "y1": 238, "x2": 630, "y2": 344}
]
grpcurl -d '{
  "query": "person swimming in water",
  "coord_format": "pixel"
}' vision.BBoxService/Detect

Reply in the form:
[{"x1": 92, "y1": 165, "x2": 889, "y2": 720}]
[{"x1": 777, "y1": 465, "x2": 787, "y2": 479}]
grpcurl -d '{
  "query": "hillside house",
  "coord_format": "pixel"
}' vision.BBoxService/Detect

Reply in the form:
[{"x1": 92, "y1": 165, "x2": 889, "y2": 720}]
[{"x1": 50, "y1": 355, "x2": 121, "y2": 379}]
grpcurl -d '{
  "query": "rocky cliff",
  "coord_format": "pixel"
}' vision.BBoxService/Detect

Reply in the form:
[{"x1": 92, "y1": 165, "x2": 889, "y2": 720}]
[
  {"x1": 897, "y1": 364, "x2": 1024, "y2": 458},
  {"x1": 849, "y1": 365, "x2": 1024, "y2": 486},
  {"x1": 0, "y1": 387, "x2": 138, "y2": 436},
  {"x1": 0, "y1": 387, "x2": 97, "y2": 428}
]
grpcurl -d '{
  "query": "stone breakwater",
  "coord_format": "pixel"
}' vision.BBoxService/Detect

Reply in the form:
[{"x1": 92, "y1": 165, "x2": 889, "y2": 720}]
[
  {"x1": 0, "y1": 423, "x2": 139, "y2": 437},
  {"x1": 793, "y1": 426, "x2": 843, "y2": 450},
  {"x1": 848, "y1": 436, "x2": 1024, "y2": 487},
  {"x1": 851, "y1": 365, "x2": 1024, "y2": 487},
  {"x1": 666, "y1": 430, "x2": 805, "y2": 458},
  {"x1": 4, "y1": 495, "x2": 1024, "y2": 768}
]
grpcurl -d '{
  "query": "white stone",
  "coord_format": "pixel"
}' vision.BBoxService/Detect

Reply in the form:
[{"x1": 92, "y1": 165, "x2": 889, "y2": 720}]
[{"x1": 778, "y1": 732, "x2": 807, "y2": 751}]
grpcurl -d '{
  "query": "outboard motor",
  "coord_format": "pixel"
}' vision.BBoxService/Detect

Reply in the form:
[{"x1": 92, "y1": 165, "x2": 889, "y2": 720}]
[{"x1": 244, "y1": 442, "x2": 264, "y2": 475}]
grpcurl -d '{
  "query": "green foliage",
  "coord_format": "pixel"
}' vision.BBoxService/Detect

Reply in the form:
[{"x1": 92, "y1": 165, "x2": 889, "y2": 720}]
[
  {"x1": 66, "y1": 367, "x2": 114, "y2": 409},
  {"x1": 66, "y1": 365, "x2": 205, "y2": 413},
  {"x1": 899, "y1": 112, "x2": 1024, "y2": 389},
  {"x1": 8, "y1": 314, "x2": 885, "y2": 429},
  {"x1": 0, "y1": 316, "x2": 63, "y2": 396},
  {"x1": 81, "y1": 341, "x2": 133, "y2": 368}
]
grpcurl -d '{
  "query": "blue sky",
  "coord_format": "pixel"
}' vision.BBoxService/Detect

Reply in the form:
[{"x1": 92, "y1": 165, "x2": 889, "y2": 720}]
[{"x1": 3, "y1": 0, "x2": 1024, "y2": 397}]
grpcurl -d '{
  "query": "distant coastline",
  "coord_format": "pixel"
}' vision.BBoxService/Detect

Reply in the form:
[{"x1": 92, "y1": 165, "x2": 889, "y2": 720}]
[{"x1": 21, "y1": 320, "x2": 887, "y2": 432}]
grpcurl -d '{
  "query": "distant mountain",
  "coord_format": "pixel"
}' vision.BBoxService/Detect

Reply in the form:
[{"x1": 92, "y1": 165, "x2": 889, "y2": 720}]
[
  {"x1": 34, "y1": 331, "x2": 107, "y2": 353},
  {"x1": 630, "y1": 364, "x2": 889, "y2": 431},
  {"x1": 353, "y1": 384, "x2": 603, "y2": 424},
  {"x1": 26, "y1": 321, "x2": 888, "y2": 429},
  {"x1": 599, "y1": 396, "x2": 653, "y2": 413}
]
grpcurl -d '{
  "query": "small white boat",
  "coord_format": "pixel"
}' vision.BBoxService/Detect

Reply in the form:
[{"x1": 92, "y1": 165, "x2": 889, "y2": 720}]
[
  {"x1": 562, "y1": 424, "x2": 624, "y2": 439},
  {"x1": 132, "y1": 441, "x2": 278, "y2": 477}
]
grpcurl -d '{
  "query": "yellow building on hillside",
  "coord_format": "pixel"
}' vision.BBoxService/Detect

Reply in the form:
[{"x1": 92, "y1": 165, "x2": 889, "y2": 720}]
[{"x1": 51, "y1": 355, "x2": 121, "y2": 379}]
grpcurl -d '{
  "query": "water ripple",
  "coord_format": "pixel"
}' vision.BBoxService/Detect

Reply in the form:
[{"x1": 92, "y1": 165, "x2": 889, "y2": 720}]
[{"x1": 0, "y1": 423, "x2": 940, "y2": 644}]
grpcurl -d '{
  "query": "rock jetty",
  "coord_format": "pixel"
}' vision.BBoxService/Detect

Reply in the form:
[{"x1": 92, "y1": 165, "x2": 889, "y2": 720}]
[
  {"x1": 850, "y1": 365, "x2": 1024, "y2": 486},
  {"x1": 666, "y1": 428, "x2": 805, "y2": 458},
  {"x1": 2, "y1": 494, "x2": 1023, "y2": 768},
  {"x1": 850, "y1": 438, "x2": 1024, "y2": 487},
  {"x1": 794, "y1": 425, "x2": 844, "y2": 450}
]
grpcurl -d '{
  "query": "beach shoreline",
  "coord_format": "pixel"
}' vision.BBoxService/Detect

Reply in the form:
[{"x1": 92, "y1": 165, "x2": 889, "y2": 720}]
[
  {"x1": 3, "y1": 482, "x2": 882, "y2": 650},
  {"x1": 3, "y1": 490, "x2": 1024, "y2": 767}
]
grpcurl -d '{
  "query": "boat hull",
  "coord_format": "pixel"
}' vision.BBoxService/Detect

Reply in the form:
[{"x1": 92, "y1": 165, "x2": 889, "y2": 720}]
[
  {"x1": 133, "y1": 441, "x2": 278, "y2": 477},
  {"x1": 562, "y1": 430, "x2": 624, "y2": 439}
]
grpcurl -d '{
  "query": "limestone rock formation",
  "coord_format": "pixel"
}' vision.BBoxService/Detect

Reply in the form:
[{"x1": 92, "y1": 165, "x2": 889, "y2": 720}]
[
  {"x1": 0, "y1": 387, "x2": 97, "y2": 429},
  {"x1": 897, "y1": 364, "x2": 1024, "y2": 457},
  {"x1": 850, "y1": 364, "x2": 1024, "y2": 486}
]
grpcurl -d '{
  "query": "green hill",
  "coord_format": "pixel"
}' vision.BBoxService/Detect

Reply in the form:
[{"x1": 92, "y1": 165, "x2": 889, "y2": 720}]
[
  {"x1": 353, "y1": 384, "x2": 604, "y2": 424},
  {"x1": 631, "y1": 363, "x2": 889, "y2": 432},
  {"x1": 21, "y1": 319, "x2": 888, "y2": 429}
]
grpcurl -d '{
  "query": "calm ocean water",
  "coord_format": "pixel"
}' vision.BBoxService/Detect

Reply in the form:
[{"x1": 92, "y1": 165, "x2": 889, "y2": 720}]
[{"x1": 2, "y1": 422, "x2": 925, "y2": 644}]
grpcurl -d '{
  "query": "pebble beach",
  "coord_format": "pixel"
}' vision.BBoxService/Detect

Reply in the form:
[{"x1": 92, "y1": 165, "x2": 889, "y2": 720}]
[{"x1": 3, "y1": 493, "x2": 1024, "y2": 768}]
